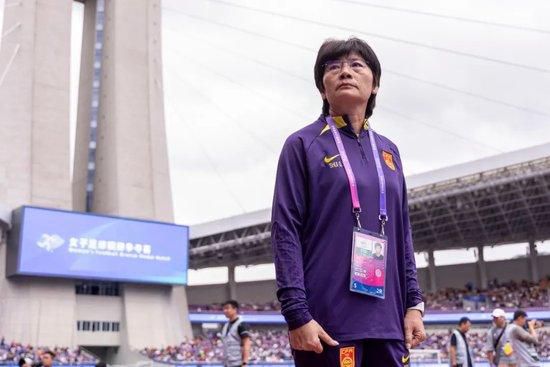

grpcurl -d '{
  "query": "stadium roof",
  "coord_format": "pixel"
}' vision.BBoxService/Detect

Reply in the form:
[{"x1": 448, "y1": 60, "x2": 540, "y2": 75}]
[{"x1": 189, "y1": 143, "x2": 550, "y2": 268}]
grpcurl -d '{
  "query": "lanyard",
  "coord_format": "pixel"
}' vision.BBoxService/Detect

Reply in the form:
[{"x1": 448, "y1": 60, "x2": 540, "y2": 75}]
[{"x1": 326, "y1": 116, "x2": 388, "y2": 234}]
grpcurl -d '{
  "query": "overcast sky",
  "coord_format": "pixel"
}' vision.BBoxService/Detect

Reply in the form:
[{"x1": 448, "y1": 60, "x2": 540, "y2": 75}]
[{"x1": 159, "y1": 0, "x2": 550, "y2": 226}]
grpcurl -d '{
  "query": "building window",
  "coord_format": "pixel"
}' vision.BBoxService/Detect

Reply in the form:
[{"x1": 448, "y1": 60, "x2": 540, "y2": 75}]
[
  {"x1": 77, "y1": 320, "x2": 120, "y2": 332},
  {"x1": 75, "y1": 281, "x2": 120, "y2": 296},
  {"x1": 82, "y1": 321, "x2": 91, "y2": 331},
  {"x1": 92, "y1": 321, "x2": 100, "y2": 332},
  {"x1": 102, "y1": 322, "x2": 110, "y2": 332}
]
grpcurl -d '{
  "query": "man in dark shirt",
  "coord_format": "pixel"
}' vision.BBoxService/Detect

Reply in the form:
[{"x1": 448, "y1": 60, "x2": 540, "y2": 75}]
[
  {"x1": 449, "y1": 317, "x2": 474, "y2": 367},
  {"x1": 221, "y1": 300, "x2": 251, "y2": 367}
]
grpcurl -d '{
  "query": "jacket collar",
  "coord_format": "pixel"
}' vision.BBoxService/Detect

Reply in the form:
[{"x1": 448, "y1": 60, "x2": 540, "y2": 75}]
[{"x1": 319, "y1": 114, "x2": 369, "y2": 137}]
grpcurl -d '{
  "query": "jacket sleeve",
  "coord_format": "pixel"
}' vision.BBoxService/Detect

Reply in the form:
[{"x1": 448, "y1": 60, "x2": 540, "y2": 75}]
[
  {"x1": 402, "y1": 175, "x2": 424, "y2": 309},
  {"x1": 271, "y1": 135, "x2": 312, "y2": 330},
  {"x1": 511, "y1": 326, "x2": 540, "y2": 345}
]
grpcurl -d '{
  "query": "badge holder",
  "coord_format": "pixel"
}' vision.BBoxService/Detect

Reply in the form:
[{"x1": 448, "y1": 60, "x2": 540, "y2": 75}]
[{"x1": 350, "y1": 212, "x2": 388, "y2": 299}]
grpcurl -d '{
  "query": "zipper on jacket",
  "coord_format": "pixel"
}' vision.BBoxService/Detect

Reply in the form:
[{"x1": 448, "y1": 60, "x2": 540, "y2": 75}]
[{"x1": 357, "y1": 137, "x2": 368, "y2": 164}]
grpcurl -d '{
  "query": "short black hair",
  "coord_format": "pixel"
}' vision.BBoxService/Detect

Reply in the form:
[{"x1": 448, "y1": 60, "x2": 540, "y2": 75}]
[
  {"x1": 513, "y1": 310, "x2": 527, "y2": 320},
  {"x1": 43, "y1": 351, "x2": 55, "y2": 358},
  {"x1": 18, "y1": 358, "x2": 29, "y2": 367},
  {"x1": 314, "y1": 37, "x2": 382, "y2": 119},
  {"x1": 458, "y1": 317, "x2": 471, "y2": 326},
  {"x1": 222, "y1": 300, "x2": 239, "y2": 309},
  {"x1": 375, "y1": 242, "x2": 382, "y2": 249}
]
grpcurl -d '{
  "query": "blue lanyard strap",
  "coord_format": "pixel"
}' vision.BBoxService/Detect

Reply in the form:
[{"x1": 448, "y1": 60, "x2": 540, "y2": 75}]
[{"x1": 368, "y1": 129, "x2": 388, "y2": 234}]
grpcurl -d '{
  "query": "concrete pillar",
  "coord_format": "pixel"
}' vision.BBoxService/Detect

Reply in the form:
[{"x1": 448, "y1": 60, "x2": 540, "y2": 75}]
[
  {"x1": 529, "y1": 240, "x2": 539, "y2": 282},
  {"x1": 477, "y1": 246, "x2": 488, "y2": 289},
  {"x1": 0, "y1": 0, "x2": 74, "y2": 347},
  {"x1": 428, "y1": 249, "x2": 437, "y2": 293},
  {"x1": 0, "y1": 0, "x2": 72, "y2": 210},
  {"x1": 72, "y1": 0, "x2": 191, "y2": 348},
  {"x1": 228, "y1": 265, "x2": 237, "y2": 301},
  {"x1": 73, "y1": 0, "x2": 173, "y2": 222}
]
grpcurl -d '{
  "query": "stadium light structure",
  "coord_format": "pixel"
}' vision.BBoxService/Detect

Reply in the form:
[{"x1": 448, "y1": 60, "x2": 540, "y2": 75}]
[{"x1": 408, "y1": 156, "x2": 550, "y2": 251}]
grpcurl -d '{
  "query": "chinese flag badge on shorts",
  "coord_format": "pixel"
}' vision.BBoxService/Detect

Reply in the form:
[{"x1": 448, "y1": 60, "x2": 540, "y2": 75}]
[{"x1": 340, "y1": 346, "x2": 355, "y2": 367}]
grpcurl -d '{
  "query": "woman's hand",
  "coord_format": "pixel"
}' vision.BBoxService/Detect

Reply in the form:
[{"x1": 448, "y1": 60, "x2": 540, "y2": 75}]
[
  {"x1": 289, "y1": 319, "x2": 339, "y2": 353},
  {"x1": 404, "y1": 309, "x2": 426, "y2": 349}
]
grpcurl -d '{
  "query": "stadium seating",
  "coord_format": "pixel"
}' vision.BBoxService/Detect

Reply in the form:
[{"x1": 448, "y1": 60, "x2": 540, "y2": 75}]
[
  {"x1": 2, "y1": 328, "x2": 548, "y2": 364},
  {"x1": 427, "y1": 279, "x2": 550, "y2": 311},
  {"x1": 141, "y1": 330, "x2": 291, "y2": 363},
  {"x1": 189, "y1": 278, "x2": 550, "y2": 313},
  {"x1": 0, "y1": 338, "x2": 98, "y2": 364},
  {"x1": 140, "y1": 329, "x2": 550, "y2": 364}
]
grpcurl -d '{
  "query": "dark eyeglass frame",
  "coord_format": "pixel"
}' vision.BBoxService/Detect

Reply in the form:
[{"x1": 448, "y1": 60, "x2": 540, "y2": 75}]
[{"x1": 323, "y1": 58, "x2": 370, "y2": 73}]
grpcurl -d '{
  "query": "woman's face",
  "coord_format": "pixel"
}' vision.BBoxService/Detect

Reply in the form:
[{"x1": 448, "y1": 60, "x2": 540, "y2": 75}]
[{"x1": 321, "y1": 52, "x2": 378, "y2": 114}]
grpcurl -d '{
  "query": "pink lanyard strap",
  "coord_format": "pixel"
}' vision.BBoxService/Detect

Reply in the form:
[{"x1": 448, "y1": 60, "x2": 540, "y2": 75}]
[{"x1": 326, "y1": 116, "x2": 388, "y2": 233}]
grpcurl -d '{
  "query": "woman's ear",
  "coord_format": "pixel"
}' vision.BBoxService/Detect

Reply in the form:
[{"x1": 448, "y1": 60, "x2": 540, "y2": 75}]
[{"x1": 372, "y1": 85, "x2": 379, "y2": 94}]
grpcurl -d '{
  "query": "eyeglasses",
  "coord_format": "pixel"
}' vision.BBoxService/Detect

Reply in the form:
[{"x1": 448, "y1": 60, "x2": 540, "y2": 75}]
[{"x1": 323, "y1": 58, "x2": 369, "y2": 74}]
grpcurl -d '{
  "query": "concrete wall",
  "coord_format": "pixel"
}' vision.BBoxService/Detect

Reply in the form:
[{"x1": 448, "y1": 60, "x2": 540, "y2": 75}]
[
  {"x1": 0, "y1": 0, "x2": 74, "y2": 346},
  {"x1": 75, "y1": 295, "x2": 122, "y2": 346},
  {"x1": 187, "y1": 280, "x2": 278, "y2": 305},
  {"x1": 187, "y1": 256, "x2": 550, "y2": 305},
  {"x1": 0, "y1": 0, "x2": 73, "y2": 210},
  {"x1": 0, "y1": 261, "x2": 77, "y2": 346},
  {"x1": 187, "y1": 283, "x2": 229, "y2": 305},
  {"x1": 123, "y1": 283, "x2": 191, "y2": 349},
  {"x1": 73, "y1": 0, "x2": 173, "y2": 221}
]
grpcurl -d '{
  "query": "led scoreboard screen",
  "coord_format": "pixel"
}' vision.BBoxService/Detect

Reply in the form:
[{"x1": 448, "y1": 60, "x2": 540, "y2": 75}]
[{"x1": 7, "y1": 206, "x2": 189, "y2": 285}]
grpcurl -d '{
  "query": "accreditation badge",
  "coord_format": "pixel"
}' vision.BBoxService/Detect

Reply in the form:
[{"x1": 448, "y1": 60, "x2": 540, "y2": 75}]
[{"x1": 350, "y1": 227, "x2": 388, "y2": 299}]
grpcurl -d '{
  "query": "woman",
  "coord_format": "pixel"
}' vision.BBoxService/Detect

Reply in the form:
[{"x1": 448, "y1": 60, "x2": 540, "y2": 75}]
[{"x1": 271, "y1": 37, "x2": 426, "y2": 366}]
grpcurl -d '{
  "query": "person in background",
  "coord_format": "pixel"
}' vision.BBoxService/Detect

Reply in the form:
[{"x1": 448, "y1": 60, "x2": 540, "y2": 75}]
[
  {"x1": 508, "y1": 310, "x2": 541, "y2": 367},
  {"x1": 449, "y1": 317, "x2": 474, "y2": 367},
  {"x1": 221, "y1": 300, "x2": 252, "y2": 367},
  {"x1": 38, "y1": 351, "x2": 55, "y2": 367},
  {"x1": 18, "y1": 357, "x2": 33, "y2": 367},
  {"x1": 485, "y1": 308, "x2": 516, "y2": 367}
]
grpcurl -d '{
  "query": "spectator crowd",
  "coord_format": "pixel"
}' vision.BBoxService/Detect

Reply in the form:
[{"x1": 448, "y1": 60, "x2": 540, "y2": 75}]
[
  {"x1": 141, "y1": 330, "x2": 291, "y2": 364},
  {"x1": 2, "y1": 325, "x2": 548, "y2": 364},
  {"x1": 189, "y1": 278, "x2": 550, "y2": 313},
  {"x1": 141, "y1": 328, "x2": 550, "y2": 364},
  {"x1": 0, "y1": 338, "x2": 97, "y2": 365}
]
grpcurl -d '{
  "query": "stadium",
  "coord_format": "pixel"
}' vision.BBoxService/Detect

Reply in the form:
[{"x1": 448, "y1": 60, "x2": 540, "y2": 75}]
[{"x1": 1, "y1": 1, "x2": 549, "y2": 367}]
